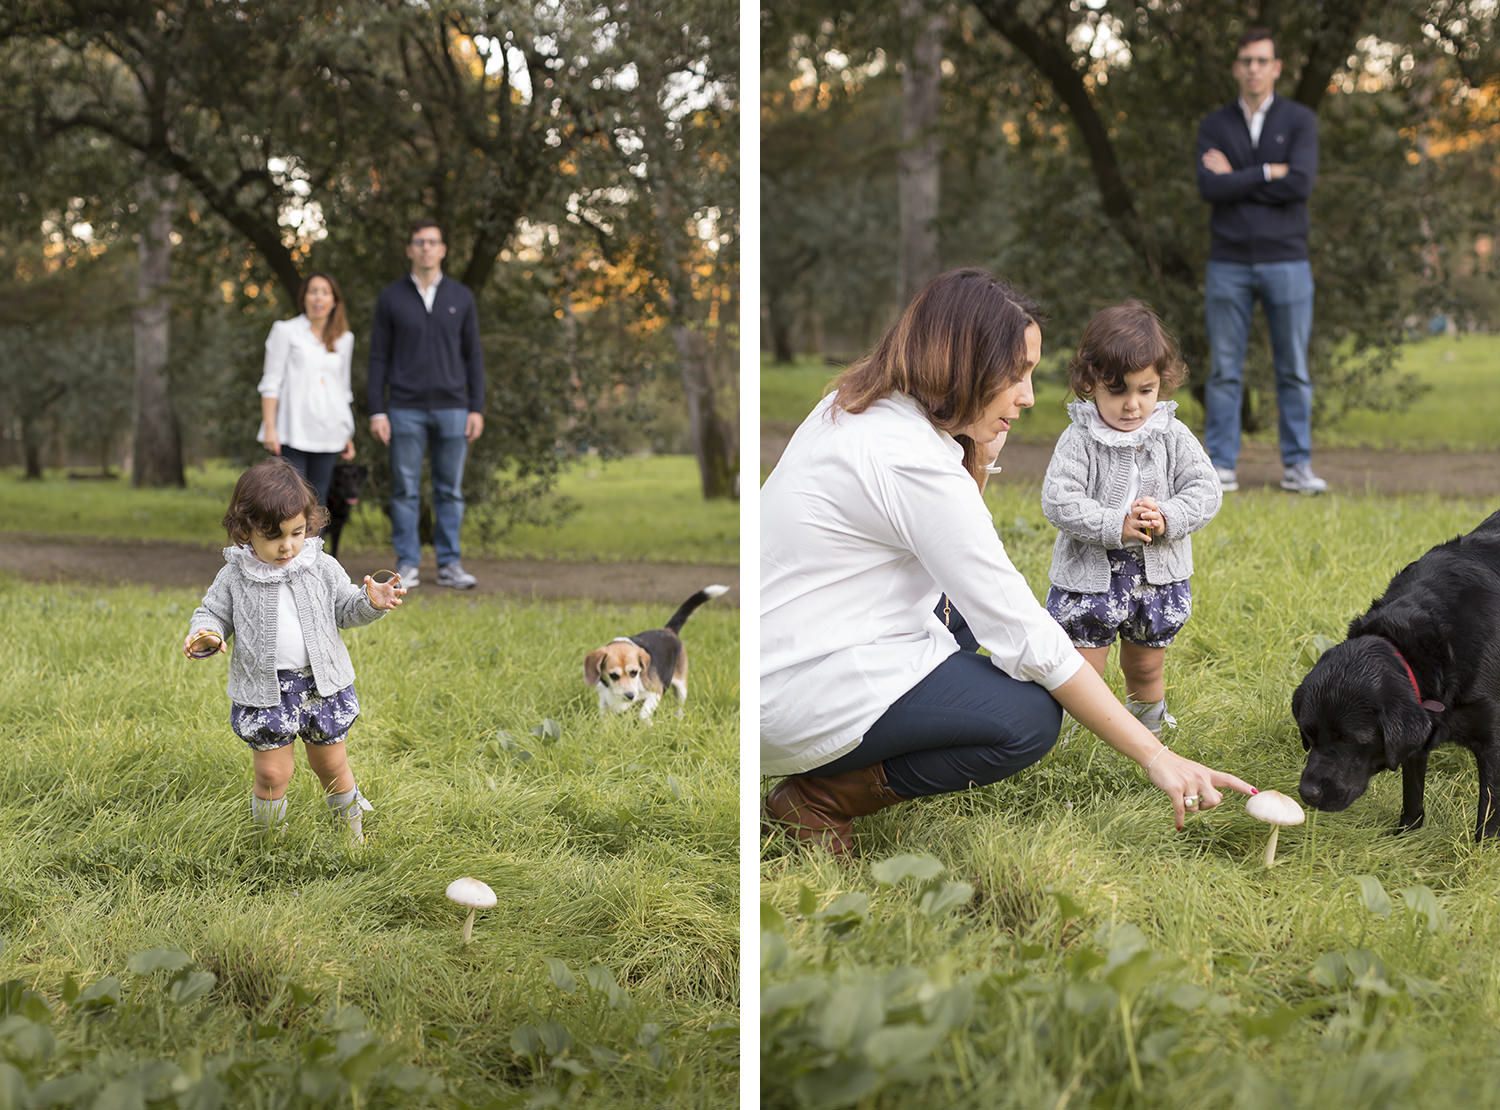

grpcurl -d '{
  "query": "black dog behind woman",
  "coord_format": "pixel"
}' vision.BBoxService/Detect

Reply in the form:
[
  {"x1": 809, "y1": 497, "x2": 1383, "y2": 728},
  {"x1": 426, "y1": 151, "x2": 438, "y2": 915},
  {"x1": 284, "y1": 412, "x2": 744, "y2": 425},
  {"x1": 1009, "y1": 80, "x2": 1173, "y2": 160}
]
[
  {"x1": 322, "y1": 463, "x2": 368, "y2": 559},
  {"x1": 1293, "y1": 508, "x2": 1500, "y2": 841}
]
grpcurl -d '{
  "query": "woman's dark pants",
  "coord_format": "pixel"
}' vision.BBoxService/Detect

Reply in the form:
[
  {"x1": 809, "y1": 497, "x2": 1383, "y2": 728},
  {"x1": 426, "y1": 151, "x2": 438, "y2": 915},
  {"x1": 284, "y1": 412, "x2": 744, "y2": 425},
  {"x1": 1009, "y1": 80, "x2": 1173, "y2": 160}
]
[{"x1": 811, "y1": 639, "x2": 1063, "y2": 799}]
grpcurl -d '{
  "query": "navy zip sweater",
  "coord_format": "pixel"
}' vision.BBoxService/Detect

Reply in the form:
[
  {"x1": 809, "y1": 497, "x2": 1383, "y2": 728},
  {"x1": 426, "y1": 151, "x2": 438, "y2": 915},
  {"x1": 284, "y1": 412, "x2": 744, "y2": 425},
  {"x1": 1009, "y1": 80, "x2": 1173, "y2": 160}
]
[
  {"x1": 367, "y1": 275, "x2": 485, "y2": 414},
  {"x1": 1196, "y1": 95, "x2": 1318, "y2": 264}
]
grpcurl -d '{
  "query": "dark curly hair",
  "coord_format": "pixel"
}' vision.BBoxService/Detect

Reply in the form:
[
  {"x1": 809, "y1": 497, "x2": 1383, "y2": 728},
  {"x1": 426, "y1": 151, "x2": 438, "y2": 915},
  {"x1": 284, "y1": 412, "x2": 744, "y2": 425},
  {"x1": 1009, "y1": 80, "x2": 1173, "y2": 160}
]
[
  {"x1": 221, "y1": 459, "x2": 329, "y2": 546},
  {"x1": 1067, "y1": 300, "x2": 1187, "y2": 400}
]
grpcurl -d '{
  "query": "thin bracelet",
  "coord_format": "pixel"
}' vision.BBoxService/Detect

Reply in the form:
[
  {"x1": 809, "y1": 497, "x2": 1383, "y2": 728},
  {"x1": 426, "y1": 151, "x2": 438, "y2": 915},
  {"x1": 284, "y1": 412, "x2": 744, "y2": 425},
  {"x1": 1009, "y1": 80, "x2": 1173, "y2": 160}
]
[{"x1": 1145, "y1": 745, "x2": 1169, "y2": 773}]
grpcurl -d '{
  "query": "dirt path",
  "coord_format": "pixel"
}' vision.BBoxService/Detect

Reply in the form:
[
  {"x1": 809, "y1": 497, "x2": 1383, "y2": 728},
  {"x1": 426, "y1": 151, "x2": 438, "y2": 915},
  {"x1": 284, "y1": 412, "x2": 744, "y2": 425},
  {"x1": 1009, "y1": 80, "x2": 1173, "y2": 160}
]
[
  {"x1": 2, "y1": 532, "x2": 739, "y2": 608},
  {"x1": 763, "y1": 426, "x2": 1500, "y2": 500},
  {"x1": 9, "y1": 440, "x2": 1497, "y2": 600}
]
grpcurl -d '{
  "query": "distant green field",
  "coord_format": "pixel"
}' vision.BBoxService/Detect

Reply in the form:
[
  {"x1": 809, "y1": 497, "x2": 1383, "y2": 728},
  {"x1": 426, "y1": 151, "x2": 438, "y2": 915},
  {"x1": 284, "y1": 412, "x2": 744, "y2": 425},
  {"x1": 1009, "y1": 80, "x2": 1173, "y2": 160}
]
[
  {"x1": 762, "y1": 333, "x2": 1500, "y2": 451},
  {"x1": 0, "y1": 454, "x2": 738, "y2": 564},
  {"x1": 1321, "y1": 335, "x2": 1499, "y2": 450},
  {"x1": 758, "y1": 351, "x2": 1092, "y2": 446}
]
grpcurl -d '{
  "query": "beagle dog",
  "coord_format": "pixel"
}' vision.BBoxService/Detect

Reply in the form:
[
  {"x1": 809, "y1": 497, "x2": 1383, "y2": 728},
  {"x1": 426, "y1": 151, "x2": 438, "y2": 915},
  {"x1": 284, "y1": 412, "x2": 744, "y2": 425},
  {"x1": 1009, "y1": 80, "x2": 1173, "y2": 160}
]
[{"x1": 584, "y1": 584, "x2": 728, "y2": 721}]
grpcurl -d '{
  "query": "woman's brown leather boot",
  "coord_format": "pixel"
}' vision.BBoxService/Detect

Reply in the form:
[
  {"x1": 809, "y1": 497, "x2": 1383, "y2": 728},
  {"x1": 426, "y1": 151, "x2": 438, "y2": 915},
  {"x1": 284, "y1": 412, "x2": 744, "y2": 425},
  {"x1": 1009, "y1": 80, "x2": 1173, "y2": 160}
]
[{"x1": 762, "y1": 763, "x2": 906, "y2": 855}]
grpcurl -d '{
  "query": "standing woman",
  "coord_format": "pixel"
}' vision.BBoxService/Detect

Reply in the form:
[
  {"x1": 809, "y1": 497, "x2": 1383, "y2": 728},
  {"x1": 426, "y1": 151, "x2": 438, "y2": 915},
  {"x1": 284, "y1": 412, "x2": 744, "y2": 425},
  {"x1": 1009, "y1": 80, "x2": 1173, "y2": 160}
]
[
  {"x1": 761, "y1": 268, "x2": 1255, "y2": 855},
  {"x1": 257, "y1": 272, "x2": 356, "y2": 503}
]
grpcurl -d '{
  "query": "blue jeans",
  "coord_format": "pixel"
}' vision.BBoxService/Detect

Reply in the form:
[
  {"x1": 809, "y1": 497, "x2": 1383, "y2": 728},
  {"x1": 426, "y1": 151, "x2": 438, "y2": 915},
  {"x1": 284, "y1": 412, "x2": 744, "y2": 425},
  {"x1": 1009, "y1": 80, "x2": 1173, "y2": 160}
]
[
  {"x1": 1203, "y1": 259, "x2": 1315, "y2": 470},
  {"x1": 387, "y1": 407, "x2": 469, "y2": 567},
  {"x1": 812, "y1": 651, "x2": 1063, "y2": 799}
]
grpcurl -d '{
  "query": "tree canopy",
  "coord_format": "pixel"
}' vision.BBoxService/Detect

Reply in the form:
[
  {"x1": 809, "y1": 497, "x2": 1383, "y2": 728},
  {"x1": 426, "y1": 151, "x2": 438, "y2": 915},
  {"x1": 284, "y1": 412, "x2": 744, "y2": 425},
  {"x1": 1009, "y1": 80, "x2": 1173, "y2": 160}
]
[
  {"x1": 763, "y1": 0, "x2": 1498, "y2": 424},
  {"x1": 1, "y1": 0, "x2": 738, "y2": 504}
]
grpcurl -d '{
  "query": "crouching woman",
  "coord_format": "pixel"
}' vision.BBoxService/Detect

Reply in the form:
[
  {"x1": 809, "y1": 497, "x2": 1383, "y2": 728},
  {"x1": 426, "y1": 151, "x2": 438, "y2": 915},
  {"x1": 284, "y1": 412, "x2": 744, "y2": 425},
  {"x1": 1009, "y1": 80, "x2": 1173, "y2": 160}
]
[{"x1": 760, "y1": 268, "x2": 1253, "y2": 854}]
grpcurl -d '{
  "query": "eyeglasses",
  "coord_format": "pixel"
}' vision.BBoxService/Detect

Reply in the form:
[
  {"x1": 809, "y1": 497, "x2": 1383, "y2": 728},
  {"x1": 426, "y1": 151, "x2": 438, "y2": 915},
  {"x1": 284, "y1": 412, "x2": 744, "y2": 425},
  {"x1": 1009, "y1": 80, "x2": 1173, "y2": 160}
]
[
  {"x1": 1236, "y1": 55, "x2": 1275, "y2": 67},
  {"x1": 410, "y1": 237, "x2": 443, "y2": 247}
]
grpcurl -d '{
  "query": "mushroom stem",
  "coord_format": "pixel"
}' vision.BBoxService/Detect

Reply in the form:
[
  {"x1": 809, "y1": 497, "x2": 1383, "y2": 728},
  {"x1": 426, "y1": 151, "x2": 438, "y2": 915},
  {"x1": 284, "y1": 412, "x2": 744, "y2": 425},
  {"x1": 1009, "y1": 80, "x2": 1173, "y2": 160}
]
[
  {"x1": 461, "y1": 907, "x2": 476, "y2": 944},
  {"x1": 1263, "y1": 826, "x2": 1281, "y2": 868}
]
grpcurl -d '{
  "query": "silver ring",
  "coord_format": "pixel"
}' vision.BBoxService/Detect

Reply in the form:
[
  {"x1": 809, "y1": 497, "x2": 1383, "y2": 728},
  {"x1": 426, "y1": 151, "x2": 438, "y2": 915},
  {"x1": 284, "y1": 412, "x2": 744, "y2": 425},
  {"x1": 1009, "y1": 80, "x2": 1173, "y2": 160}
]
[{"x1": 1184, "y1": 794, "x2": 1200, "y2": 808}]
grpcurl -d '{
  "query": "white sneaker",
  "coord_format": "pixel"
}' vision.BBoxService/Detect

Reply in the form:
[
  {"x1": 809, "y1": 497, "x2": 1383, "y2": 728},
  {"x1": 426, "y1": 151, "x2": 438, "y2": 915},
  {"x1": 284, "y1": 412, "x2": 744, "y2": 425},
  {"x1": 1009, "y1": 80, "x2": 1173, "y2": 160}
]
[
  {"x1": 397, "y1": 564, "x2": 420, "y2": 589},
  {"x1": 1280, "y1": 464, "x2": 1328, "y2": 494},
  {"x1": 436, "y1": 562, "x2": 477, "y2": 589},
  {"x1": 1214, "y1": 467, "x2": 1239, "y2": 492}
]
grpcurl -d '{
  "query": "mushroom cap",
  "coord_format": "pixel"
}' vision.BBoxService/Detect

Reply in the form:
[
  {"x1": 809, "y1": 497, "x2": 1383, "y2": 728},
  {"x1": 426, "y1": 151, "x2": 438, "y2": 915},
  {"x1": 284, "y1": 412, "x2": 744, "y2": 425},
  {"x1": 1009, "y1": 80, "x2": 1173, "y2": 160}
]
[
  {"x1": 1245, "y1": 789, "x2": 1306, "y2": 826},
  {"x1": 445, "y1": 877, "x2": 497, "y2": 908}
]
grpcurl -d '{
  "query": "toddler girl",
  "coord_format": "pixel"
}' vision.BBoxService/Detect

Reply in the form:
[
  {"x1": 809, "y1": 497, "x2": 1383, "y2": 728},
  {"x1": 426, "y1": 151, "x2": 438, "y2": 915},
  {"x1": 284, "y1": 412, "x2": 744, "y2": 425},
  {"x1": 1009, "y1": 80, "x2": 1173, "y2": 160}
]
[
  {"x1": 185, "y1": 458, "x2": 405, "y2": 841},
  {"x1": 1041, "y1": 301, "x2": 1222, "y2": 737}
]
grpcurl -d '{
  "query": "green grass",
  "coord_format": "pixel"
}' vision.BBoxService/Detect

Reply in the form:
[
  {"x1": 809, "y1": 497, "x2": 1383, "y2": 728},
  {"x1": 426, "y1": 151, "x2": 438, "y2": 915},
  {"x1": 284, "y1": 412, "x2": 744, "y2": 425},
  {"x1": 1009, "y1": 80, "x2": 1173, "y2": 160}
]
[
  {"x1": 0, "y1": 454, "x2": 738, "y2": 564},
  {"x1": 1319, "y1": 334, "x2": 1500, "y2": 450},
  {"x1": 1, "y1": 581, "x2": 738, "y2": 1106},
  {"x1": 761, "y1": 333, "x2": 1500, "y2": 452},
  {"x1": 761, "y1": 484, "x2": 1500, "y2": 1108}
]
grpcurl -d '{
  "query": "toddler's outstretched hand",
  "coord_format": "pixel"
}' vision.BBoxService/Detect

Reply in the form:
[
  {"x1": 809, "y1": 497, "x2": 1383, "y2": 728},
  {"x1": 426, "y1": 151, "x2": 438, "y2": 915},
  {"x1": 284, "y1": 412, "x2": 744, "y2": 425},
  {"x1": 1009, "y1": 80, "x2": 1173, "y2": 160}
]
[{"x1": 364, "y1": 575, "x2": 407, "y2": 611}]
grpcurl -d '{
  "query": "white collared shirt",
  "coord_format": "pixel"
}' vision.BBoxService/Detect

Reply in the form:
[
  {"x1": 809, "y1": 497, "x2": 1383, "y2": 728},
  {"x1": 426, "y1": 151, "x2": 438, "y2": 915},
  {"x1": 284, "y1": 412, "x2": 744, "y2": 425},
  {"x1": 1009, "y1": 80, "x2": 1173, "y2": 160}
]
[
  {"x1": 760, "y1": 392, "x2": 1083, "y2": 775},
  {"x1": 410, "y1": 271, "x2": 443, "y2": 312},
  {"x1": 1241, "y1": 92, "x2": 1277, "y2": 180}
]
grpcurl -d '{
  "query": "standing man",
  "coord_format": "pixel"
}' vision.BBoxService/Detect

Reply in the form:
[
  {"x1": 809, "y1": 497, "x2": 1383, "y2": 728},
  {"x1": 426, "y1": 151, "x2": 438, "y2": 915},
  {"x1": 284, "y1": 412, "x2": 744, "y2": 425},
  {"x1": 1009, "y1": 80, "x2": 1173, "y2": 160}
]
[
  {"x1": 368, "y1": 219, "x2": 486, "y2": 588},
  {"x1": 1197, "y1": 27, "x2": 1326, "y2": 495}
]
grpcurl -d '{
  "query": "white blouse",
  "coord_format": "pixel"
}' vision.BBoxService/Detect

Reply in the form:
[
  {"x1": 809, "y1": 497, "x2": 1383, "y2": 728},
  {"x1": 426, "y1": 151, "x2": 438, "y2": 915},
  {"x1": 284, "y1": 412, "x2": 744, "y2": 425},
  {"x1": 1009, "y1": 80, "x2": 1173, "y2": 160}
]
[
  {"x1": 761, "y1": 392, "x2": 1083, "y2": 776},
  {"x1": 256, "y1": 315, "x2": 355, "y2": 453}
]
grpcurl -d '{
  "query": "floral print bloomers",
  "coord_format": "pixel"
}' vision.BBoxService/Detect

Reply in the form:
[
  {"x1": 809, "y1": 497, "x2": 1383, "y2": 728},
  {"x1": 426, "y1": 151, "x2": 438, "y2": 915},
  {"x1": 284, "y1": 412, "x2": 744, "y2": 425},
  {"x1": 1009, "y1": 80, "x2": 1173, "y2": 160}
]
[
  {"x1": 1045, "y1": 548, "x2": 1192, "y2": 650},
  {"x1": 230, "y1": 668, "x2": 360, "y2": 750}
]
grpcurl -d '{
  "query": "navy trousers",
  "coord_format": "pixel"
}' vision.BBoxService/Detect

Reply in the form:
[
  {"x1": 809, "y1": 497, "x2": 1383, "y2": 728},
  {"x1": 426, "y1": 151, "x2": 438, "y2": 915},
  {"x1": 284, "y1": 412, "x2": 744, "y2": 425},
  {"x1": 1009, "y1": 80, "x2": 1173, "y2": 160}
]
[
  {"x1": 811, "y1": 621, "x2": 1063, "y2": 799},
  {"x1": 279, "y1": 447, "x2": 339, "y2": 505}
]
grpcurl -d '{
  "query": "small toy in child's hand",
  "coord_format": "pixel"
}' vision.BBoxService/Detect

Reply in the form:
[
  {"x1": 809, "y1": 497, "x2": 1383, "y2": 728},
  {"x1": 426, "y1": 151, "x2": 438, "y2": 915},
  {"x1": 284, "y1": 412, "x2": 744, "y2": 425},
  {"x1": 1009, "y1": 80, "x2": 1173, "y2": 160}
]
[{"x1": 186, "y1": 630, "x2": 223, "y2": 659}]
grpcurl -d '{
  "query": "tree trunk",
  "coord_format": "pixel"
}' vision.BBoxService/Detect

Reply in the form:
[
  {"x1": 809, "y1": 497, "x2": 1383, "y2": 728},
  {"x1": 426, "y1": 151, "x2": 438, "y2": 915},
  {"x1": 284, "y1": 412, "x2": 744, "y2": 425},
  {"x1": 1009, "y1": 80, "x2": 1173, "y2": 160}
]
[
  {"x1": 20, "y1": 415, "x2": 44, "y2": 480},
  {"x1": 671, "y1": 323, "x2": 736, "y2": 499},
  {"x1": 643, "y1": 133, "x2": 738, "y2": 501},
  {"x1": 131, "y1": 170, "x2": 184, "y2": 489},
  {"x1": 767, "y1": 286, "x2": 796, "y2": 364},
  {"x1": 898, "y1": 0, "x2": 945, "y2": 308}
]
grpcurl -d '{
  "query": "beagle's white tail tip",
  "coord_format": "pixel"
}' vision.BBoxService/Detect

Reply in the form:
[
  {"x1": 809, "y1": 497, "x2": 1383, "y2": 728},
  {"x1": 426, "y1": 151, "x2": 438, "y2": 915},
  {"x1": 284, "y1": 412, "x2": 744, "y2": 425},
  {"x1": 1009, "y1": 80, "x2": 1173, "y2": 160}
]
[{"x1": 704, "y1": 584, "x2": 729, "y2": 598}]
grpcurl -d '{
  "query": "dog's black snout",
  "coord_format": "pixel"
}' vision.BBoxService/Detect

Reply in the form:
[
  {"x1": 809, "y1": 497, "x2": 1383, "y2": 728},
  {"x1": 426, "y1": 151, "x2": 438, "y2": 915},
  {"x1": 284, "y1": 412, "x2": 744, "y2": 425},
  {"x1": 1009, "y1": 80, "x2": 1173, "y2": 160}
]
[
  {"x1": 1298, "y1": 780, "x2": 1322, "y2": 806},
  {"x1": 623, "y1": 691, "x2": 636, "y2": 701}
]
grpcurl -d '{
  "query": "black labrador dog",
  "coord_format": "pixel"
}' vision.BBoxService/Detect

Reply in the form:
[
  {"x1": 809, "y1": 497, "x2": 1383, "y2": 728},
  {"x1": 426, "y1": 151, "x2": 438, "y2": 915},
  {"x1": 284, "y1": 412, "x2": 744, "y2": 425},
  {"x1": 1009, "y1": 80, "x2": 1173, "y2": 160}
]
[
  {"x1": 1293, "y1": 508, "x2": 1500, "y2": 841},
  {"x1": 323, "y1": 462, "x2": 368, "y2": 559}
]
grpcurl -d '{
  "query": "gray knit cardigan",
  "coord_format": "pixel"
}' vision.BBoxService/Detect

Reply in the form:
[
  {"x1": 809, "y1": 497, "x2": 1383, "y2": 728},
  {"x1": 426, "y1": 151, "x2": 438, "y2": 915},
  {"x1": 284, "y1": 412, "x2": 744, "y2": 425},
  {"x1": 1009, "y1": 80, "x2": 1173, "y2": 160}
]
[
  {"x1": 189, "y1": 538, "x2": 386, "y2": 707},
  {"x1": 1041, "y1": 401, "x2": 1222, "y2": 592}
]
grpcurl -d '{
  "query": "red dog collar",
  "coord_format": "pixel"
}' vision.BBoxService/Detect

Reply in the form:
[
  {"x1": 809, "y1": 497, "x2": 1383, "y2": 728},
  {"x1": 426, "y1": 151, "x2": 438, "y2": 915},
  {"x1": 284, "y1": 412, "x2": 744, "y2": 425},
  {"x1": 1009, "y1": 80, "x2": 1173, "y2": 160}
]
[{"x1": 1377, "y1": 636, "x2": 1446, "y2": 713}]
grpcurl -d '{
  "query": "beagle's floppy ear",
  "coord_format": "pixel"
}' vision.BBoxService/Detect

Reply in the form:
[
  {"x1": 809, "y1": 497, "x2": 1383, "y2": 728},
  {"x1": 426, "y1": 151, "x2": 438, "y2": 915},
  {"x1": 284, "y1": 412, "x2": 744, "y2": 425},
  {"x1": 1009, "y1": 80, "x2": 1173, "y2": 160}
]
[{"x1": 584, "y1": 648, "x2": 608, "y2": 686}]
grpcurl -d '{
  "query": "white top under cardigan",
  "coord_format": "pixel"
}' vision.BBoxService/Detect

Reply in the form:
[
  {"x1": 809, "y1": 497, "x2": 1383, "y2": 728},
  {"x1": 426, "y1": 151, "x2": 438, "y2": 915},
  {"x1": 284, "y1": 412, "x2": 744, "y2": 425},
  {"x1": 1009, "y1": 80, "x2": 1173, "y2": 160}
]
[
  {"x1": 256, "y1": 315, "x2": 356, "y2": 453},
  {"x1": 274, "y1": 583, "x2": 311, "y2": 671},
  {"x1": 761, "y1": 392, "x2": 1084, "y2": 777}
]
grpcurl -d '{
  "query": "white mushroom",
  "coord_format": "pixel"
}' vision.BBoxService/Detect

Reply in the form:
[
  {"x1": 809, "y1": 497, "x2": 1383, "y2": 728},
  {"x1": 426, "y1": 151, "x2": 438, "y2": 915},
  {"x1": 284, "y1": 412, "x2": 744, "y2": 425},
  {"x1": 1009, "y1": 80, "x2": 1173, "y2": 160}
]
[
  {"x1": 445, "y1": 877, "x2": 497, "y2": 943},
  {"x1": 1245, "y1": 790, "x2": 1305, "y2": 868}
]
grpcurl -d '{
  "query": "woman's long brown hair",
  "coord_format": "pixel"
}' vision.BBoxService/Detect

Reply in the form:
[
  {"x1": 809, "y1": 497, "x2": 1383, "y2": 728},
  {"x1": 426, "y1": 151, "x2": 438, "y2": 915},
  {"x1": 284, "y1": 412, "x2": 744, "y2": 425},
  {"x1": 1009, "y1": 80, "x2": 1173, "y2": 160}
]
[
  {"x1": 299, "y1": 271, "x2": 348, "y2": 353},
  {"x1": 830, "y1": 268, "x2": 1042, "y2": 483}
]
